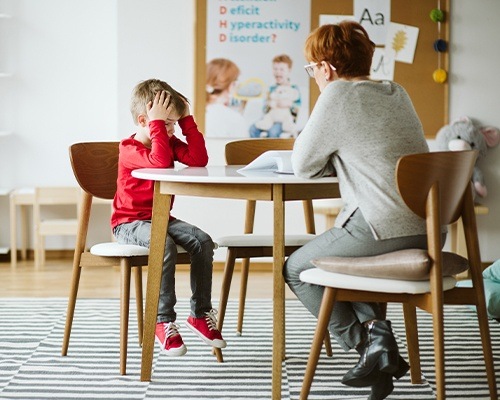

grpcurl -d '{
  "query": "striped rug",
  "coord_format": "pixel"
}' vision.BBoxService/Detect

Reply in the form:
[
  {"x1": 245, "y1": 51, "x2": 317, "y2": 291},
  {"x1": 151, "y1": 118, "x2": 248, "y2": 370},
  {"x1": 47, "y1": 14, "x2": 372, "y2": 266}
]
[{"x1": 0, "y1": 298, "x2": 498, "y2": 400}]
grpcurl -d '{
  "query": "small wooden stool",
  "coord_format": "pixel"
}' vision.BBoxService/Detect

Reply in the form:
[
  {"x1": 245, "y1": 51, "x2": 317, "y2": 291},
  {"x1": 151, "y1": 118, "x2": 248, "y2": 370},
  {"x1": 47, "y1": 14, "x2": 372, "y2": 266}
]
[{"x1": 9, "y1": 188, "x2": 35, "y2": 267}]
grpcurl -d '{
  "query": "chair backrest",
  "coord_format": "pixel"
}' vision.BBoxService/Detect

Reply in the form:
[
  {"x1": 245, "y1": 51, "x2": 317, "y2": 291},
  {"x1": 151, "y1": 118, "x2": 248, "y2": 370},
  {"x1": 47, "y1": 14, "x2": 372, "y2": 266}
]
[
  {"x1": 396, "y1": 150, "x2": 477, "y2": 226},
  {"x1": 69, "y1": 142, "x2": 119, "y2": 200},
  {"x1": 225, "y1": 138, "x2": 316, "y2": 235},
  {"x1": 225, "y1": 138, "x2": 295, "y2": 165},
  {"x1": 34, "y1": 186, "x2": 80, "y2": 207}
]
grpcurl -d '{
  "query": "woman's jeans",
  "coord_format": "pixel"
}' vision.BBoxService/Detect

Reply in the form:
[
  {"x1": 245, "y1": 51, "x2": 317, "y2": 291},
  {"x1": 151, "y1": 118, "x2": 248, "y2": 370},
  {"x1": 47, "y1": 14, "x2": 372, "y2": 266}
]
[
  {"x1": 113, "y1": 218, "x2": 215, "y2": 323},
  {"x1": 284, "y1": 208, "x2": 437, "y2": 351}
]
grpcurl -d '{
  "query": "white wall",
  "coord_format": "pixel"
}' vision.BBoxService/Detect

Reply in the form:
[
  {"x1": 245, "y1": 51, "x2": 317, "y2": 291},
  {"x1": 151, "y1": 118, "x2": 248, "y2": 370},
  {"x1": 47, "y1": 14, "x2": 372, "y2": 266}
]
[
  {"x1": 447, "y1": 0, "x2": 500, "y2": 262},
  {"x1": 1, "y1": 0, "x2": 500, "y2": 263}
]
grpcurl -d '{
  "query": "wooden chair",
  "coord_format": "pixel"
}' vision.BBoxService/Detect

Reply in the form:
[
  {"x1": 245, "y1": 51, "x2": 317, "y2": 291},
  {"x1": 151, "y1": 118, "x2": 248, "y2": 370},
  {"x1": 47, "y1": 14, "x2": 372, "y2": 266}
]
[
  {"x1": 62, "y1": 142, "x2": 189, "y2": 375},
  {"x1": 299, "y1": 150, "x2": 497, "y2": 400},
  {"x1": 33, "y1": 186, "x2": 80, "y2": 268},
  {"x1": 9, "y1": 187, "x2": 35, "y2": 267},
  {"x1": 215, "y1": 138, "x2": 332, "y2": 361}
]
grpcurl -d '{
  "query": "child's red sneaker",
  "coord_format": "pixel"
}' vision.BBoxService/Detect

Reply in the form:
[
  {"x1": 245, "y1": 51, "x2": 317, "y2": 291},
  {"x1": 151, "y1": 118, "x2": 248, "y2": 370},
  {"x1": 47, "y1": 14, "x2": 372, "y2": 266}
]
[
  {"x1": 185, "y1": 309, "x2": 227, "y2": 348},
  {"x1": 155, "y1": 322, "x2": 187, "y2": 356}
]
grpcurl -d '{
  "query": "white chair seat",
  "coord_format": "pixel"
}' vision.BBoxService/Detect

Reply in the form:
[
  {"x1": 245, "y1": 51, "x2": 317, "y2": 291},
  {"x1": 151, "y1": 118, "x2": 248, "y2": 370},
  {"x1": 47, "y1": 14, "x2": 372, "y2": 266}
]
[
  {"x1": 90, "y1": 242, "x2": 187, "y2": 257},
  {"x1": 215, "y1": 234, "x2": 316, "y2": 247},
  {"x1": 300, "y1": 267, "x2": 457, "y2": 294}
]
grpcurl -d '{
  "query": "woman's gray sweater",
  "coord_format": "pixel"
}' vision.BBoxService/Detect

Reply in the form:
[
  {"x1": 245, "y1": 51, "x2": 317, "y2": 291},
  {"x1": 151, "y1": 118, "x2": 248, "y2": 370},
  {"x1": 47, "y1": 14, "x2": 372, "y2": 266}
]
[{"x1": 292, "y1": 80, "x2": 429, "y2": 240}]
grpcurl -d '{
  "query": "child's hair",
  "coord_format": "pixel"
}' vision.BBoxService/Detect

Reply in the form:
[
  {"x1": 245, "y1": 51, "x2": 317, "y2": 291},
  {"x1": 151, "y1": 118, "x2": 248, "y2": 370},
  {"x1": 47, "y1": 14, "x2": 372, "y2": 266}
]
[
  {"x1": 206, "y1": 58, "x2": 240, "y2": 100},
  {"x1": 272, "y1": 54, "x2": 293, "y2": 68},
  {"x1": 130, "y1": 79, "x2": 188, "y2": 123}
]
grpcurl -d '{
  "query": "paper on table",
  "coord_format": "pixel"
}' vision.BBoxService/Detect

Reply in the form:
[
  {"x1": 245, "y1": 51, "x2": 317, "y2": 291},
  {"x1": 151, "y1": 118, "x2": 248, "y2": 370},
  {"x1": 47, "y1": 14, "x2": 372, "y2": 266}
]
[{"x1": 237, "y1": 150, "x2": 294, "y2": 174}]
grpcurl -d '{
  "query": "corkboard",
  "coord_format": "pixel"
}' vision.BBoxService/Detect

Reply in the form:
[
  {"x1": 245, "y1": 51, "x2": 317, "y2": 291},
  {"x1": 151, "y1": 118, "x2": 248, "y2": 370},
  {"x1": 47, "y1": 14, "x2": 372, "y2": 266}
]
[
  {"x1": 194, "y1": 0, "x2": 449, "y2": 138},
  {"x1": 310, "y1": 0, "x2": 450, "y2": 138}
]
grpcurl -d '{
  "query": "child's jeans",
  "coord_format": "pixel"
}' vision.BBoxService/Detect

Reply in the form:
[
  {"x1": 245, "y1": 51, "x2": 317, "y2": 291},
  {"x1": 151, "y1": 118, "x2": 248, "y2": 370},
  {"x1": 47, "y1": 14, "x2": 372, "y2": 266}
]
[
  {"x1": 249, "y1": 122, "x2": 283, "y2": 138},
  {"x1": 113, "y1": 218, "x2": 215, "y2": 323}
]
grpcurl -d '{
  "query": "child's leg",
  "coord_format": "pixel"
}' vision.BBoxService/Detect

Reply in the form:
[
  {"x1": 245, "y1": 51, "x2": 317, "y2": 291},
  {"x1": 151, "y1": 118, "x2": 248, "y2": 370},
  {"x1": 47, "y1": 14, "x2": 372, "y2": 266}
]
[
  {"x1": 113, "y1": 220, "x2": 178, "y2": 323},
  {"x1": 167, "y1": 218, "x2": 215, "y2": 317},
  {"x1": 249, "y1": 124, "x2": 262, "y2": 138}
]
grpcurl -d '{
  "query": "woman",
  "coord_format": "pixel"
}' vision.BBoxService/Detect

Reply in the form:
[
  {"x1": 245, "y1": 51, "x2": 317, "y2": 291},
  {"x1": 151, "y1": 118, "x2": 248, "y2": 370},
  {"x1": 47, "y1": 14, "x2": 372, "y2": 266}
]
[
  {"x1": 205, "y1": 58, "x2": 248, "y2": 138},
  {"x1": 284, "y1": 21, "x2": 429, "y2": 399}
]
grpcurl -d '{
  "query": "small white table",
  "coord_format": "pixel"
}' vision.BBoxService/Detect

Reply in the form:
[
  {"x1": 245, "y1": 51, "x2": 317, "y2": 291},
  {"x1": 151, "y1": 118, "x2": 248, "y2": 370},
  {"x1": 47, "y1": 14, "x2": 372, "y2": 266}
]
[{"x1": 132, "y1": 165, "x2": 339, "y2": 399}]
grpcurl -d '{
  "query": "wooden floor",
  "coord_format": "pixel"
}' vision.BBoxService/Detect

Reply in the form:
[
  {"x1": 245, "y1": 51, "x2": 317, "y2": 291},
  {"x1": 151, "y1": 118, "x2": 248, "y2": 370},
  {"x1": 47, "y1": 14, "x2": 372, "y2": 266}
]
[{"x1": 0, "y1": 258, "x2": 297, "y2": 299}]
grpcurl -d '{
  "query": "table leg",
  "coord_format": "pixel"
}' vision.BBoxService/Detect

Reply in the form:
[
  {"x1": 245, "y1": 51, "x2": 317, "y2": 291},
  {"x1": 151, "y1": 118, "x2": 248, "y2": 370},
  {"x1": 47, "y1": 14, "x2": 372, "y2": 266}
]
[
  {"x1": 141, "y1": 184, "x2": 172, "y2": 381},
  {"x1": 272, "y1": 184, "x2": 285, "y2": 400}
]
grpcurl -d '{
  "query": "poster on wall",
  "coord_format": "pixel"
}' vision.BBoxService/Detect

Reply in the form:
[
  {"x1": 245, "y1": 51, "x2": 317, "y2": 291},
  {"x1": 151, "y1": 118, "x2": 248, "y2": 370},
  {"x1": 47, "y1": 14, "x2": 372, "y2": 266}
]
[{"x1": 205, "y1": 0, "x2": 311, "y2": 139}]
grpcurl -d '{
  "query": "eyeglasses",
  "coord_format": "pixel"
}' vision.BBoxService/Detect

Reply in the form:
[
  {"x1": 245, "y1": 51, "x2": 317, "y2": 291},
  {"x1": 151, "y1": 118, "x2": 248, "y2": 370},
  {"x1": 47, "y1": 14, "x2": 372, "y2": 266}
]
[{"x1": 304, "y1": 62, "x2": 336, "y2": 78}]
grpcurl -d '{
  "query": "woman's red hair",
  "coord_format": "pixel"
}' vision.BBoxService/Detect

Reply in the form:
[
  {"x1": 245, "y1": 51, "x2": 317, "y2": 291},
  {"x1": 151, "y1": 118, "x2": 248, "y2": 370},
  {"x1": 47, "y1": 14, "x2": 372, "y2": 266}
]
[{"x1": 304, "y1": 21, "x2": 375, "y2": 78}]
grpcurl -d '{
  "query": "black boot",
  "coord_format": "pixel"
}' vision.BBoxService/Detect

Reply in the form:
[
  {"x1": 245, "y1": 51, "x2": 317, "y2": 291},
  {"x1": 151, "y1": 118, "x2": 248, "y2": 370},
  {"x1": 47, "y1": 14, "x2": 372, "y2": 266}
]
[
  {"x1": 368, "y1": 372, "x2": 394, "y2": 400},
  {"x1": 342, "y1": 320, "x2": 400, "y2": 387},
  {"x1": 393, "y1": 355, "x2": 410, "y2": 380}
]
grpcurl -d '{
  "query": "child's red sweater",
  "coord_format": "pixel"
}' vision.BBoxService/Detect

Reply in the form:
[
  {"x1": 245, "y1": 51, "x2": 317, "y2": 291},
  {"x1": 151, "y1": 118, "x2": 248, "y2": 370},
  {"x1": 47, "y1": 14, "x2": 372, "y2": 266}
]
[{"x1": 111, "y1": 116, "x2": 208, "y2": 229}]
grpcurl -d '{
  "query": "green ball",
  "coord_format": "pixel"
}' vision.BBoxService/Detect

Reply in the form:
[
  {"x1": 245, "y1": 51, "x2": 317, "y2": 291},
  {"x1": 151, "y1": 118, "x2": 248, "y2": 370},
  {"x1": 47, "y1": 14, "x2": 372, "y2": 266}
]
[{"x1": 430, "y1": 8, "x2": 445, "y2": 22}]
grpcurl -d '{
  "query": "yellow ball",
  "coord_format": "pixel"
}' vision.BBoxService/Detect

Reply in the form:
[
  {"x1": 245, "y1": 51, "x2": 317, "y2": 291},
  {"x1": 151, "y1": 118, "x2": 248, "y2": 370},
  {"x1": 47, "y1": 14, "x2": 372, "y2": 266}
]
[{"x1": 433, "y1": 68, "x2": 447, "y2": 83}]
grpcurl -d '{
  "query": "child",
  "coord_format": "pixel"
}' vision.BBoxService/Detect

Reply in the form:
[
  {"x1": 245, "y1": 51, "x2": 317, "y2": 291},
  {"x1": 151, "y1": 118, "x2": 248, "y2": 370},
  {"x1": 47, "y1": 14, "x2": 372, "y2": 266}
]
[
  {"x1": 250, "y1": 54, "x2": 302, "y2": 138},
  {"x1": 111, "y1": 79, "x2": 226, "y2": 356}
]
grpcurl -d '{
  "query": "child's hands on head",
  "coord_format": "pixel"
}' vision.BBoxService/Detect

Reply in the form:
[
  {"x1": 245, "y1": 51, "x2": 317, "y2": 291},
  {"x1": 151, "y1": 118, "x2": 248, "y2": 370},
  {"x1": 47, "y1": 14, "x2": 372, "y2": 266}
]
[
  {"x1": 181, "y1": 99, "x2": 191, "y2": 119},
  {"x1": 147, "y1": 91, "x2": 174, "y2": 123}
]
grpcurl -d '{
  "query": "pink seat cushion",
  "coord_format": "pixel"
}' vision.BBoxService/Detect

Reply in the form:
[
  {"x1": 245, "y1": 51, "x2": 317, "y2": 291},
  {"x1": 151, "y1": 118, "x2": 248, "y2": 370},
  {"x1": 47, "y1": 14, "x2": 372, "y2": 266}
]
[{"x1": 311, "y1": 249, "x2": 469, "y2": 281}]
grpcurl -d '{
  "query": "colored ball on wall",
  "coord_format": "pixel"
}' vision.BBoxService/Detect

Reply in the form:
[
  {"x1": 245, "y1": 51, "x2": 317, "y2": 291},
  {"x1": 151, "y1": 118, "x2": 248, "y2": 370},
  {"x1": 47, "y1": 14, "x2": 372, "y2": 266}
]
[
  {"x1": 433, "y1": 39, "x2": 448, "y2": 52},
  {"x1": 430, "y1": 8, "x2": 445, "y2": 22},
  {"x1": 433, "y1": 68, "x2": 448, "y2": 83}
]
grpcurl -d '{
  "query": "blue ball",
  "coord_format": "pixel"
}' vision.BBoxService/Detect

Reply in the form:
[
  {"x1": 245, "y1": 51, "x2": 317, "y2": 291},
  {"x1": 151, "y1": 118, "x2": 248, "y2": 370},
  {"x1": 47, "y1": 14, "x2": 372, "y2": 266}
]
[{"x1": 433, "y1": 39, "x2": 447, "y2": 52}]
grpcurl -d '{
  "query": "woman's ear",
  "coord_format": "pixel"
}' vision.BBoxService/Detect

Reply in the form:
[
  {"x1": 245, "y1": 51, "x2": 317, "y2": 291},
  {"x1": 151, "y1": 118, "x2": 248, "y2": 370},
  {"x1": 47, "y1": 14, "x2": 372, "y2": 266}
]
[{"x1": 321, "y1": 61, "x2": 334, "y2": 81}]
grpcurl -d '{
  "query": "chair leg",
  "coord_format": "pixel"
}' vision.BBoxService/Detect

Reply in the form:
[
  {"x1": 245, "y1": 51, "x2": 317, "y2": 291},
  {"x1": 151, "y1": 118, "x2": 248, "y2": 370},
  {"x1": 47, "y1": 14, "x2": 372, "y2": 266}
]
[
  {"x1": 34, "y1": 233, "x2": 40, "y2": 269},
  {"x1": 214, "y1": 249, "x2": 237, "y2": 362},
  {"x1": 20, "y1": 205, "x2": 29, "y2": 261},
  {"x1": 301, "y1": 287, "x2": 337, "y2": 400},
  {"x1": 61, "y1": 262, "x2": 82, "y2": 356},
  {"x1": 379, "y1": 302, "x2": 388, "y2": 319},
  {"x1": 431, "y1": 302, "x2": 446, "y2": 400},
  {"x1": 120, "y1": 260, "x2": 132, "y2": 375},
  {"x1": 40, "y1": 236, "x2": 46, "y2": 267},
  {"x1": 323, "y1": 331, "x2": 333, "y2": 357},
  {"x1": 9, "y1": 199, "x2": 17, "y2": 268},
  {"x1": 134, "y1": 266, "x2": 144, "y2": 347},
  {"x1": 403, "y1": 303, "x2": 422, "y2": 384},
  {"x1": 237, "y1": 257, "x2": 250, "y2": 335}
]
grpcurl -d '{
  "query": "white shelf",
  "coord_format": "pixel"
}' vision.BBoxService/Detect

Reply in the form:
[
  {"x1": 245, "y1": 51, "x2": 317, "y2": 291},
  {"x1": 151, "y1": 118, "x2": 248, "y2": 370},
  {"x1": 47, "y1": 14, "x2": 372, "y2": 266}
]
[
  {"x1": 0, "y1": 73, "x2": 12, "y2": 78},
  {"x1": 0, "y1": 131, "x2": 13, "y2": 136},
  {"x1": 0, "y1": 14, "x2": 12, "y2": 19}
]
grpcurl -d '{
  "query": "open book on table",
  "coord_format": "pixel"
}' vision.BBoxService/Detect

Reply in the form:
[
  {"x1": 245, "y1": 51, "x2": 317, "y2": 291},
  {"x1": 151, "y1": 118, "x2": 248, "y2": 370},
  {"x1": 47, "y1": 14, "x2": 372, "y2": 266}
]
[{"x1": 237, "y1": 150, "x2": 294, "y2": 174}]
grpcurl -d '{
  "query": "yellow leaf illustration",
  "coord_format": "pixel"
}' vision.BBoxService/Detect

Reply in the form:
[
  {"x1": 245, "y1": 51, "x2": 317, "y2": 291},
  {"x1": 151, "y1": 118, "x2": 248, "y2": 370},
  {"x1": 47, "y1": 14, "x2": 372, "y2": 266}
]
[{"x1": 392, "y1": 30, "x2": 408, "y2": 54}]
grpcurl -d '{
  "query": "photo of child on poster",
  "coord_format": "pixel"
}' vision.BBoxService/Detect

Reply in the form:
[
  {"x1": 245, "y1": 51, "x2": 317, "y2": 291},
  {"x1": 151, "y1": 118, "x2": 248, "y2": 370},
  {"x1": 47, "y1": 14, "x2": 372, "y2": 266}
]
[{"x1": 205, "y1": 0, "x2": 311, "y2": 138}]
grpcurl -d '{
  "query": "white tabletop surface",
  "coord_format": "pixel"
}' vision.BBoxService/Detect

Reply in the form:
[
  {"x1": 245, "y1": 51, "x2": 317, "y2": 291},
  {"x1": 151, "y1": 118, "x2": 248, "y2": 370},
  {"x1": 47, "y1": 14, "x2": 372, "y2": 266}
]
[{"x1": 132, "y1": 165, "x2": 338, "y2": 185}]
